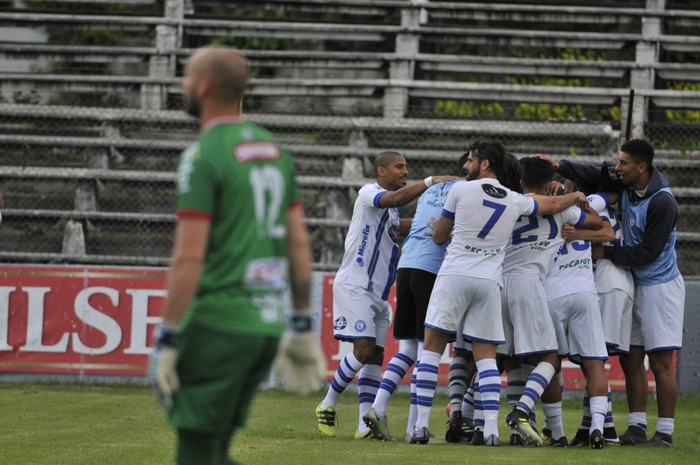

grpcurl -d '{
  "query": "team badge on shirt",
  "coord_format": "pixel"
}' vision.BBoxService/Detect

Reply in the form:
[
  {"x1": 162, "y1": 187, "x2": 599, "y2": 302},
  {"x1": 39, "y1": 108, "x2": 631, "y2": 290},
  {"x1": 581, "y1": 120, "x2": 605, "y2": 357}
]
[
  {"x1": 334, "y1": 316, "x2": 348, "y2": 330},
  {"x1": 355, "y1": 320, "x2": 367, "y2": 332},
  {"x1": 482, "y1": 183, "x2": 507, "y2": 199}
]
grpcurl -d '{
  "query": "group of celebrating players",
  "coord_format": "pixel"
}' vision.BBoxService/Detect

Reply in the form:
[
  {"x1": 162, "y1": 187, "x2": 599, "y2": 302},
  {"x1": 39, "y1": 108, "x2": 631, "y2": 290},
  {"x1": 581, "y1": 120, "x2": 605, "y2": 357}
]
[{"x1": 315, "y1": 139, "x2": 684, "y2": 449}]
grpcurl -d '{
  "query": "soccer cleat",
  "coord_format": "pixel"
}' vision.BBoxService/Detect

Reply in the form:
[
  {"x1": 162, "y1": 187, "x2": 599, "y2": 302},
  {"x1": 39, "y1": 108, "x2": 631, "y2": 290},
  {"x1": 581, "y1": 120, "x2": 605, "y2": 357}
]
[
  {"x1": 506, "y1": 408, "x2": 543, "y2": 446},
  {"x1": 316, "y1": 403, "x2": 337, "y2": 437},
  {"x1": 603, "y1": 426, "x2": 621, "y2": 446},
  {"x1": 509, "y1": 433, "x2": 524, "y2": 445},
  {"x1": 484, "y1": 434, "x2": 500, "y2": 446},
  {"x1": 619, "y1": 425, "x2": 647, "y2": 446},
  {"x1": 363, "y1": 407, "x2": 393, "y2": 441},
  {"x1": 569, "y1": 428, "x2": 589, "y2": 447},
  {"x1": 410, "y1": 427, "x2": 432, "y2": 445},
  {"x1": 461, "y1": 417, "x2": 475, "y2": 442},
  {"x1": 353, "y1": 430, "x2": 373, "y2": 440},
  {"x1": 643, "y1": 432, "x2": 673, "y2": 447},
  {"x1": 589, "y1": 429, "x2": 605, "y2": 449},
  {"x1": 470, "y1": 429, "x2": 485, "y2": 446},
  {"x1": 445, "y1": 410, "x2": 464, "y2": 443},
  {"x1": 542, "y1": 435, "x2": 568, "y2": 447},
  {"x1": 403, "y1": 432, "x2": 413, "y2": 444}
]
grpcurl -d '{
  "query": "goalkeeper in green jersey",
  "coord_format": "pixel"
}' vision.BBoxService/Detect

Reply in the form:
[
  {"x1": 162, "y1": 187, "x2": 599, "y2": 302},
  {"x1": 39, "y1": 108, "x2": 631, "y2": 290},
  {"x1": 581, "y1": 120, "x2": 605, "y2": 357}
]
[{"x1": 149, "y1": 45, "x2": 325, "y2": 465}]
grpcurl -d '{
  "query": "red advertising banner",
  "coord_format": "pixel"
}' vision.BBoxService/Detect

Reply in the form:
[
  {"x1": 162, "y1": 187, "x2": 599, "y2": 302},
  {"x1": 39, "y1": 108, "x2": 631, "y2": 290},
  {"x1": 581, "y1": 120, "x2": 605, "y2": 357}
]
[
  {"x1": 320, "y1": 274, "x2": 662, "y2": 392},
  {"x1": 0, "y1": 264, "x2": 668, "y2": 392},
  {"x1": 0, "y1": 265, "x2": 166, "y2": 376}
]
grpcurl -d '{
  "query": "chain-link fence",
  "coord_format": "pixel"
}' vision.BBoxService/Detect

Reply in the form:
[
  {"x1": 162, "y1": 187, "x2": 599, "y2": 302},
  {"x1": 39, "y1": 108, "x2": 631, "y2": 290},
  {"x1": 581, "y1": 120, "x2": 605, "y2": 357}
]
[{"x1": 1, "y1": 101, "x2": 699, "y2": 276}]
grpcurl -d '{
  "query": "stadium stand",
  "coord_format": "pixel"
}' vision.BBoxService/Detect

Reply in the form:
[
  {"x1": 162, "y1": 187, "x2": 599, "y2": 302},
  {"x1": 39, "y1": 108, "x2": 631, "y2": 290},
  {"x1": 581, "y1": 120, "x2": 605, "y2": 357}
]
[{"x1": 1, "y1": 0, "x2": 700, "y2": 274}]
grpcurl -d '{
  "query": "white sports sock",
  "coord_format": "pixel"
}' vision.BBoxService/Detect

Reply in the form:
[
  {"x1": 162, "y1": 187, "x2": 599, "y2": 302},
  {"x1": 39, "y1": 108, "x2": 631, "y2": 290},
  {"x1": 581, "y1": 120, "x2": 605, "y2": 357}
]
[
  {"x1": 589, "y1": 395, "x2": 607, "y2": 433},
  {"x1": 656, "y1": 417, "x2": 674, "y2": 436},
  {"x1": 628, "y1": 411, "x2": 647, "y2": 431},
  {"x1": 407, "y1": 362, "x2": 419, "y2": 435},
  {"x1": 542, "y1": 402, "x2": 565, "y2": 440}
]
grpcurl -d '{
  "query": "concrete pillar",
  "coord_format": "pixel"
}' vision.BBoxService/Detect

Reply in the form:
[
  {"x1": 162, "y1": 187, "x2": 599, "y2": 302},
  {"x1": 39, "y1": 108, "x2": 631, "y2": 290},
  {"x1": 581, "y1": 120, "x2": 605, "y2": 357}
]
[
  {"x1": 62, "y1": 220, "x2": 86, "y2": 257},
  {"x1": 142, "y1": 1, "x2": 183, "y2": 110},
  {"x1": 629, "y1": 0, "x2": 665, "y2": 138},
  {"x1": 385, "y1": 0, "x2": 425, "y2": 118}
]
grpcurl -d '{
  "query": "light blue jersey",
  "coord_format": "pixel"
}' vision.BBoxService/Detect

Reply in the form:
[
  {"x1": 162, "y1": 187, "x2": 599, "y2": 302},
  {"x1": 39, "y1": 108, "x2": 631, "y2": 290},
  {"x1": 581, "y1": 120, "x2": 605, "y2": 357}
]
[{"x1": 397, "y1": 181, "x2": 458, "y2": 274}]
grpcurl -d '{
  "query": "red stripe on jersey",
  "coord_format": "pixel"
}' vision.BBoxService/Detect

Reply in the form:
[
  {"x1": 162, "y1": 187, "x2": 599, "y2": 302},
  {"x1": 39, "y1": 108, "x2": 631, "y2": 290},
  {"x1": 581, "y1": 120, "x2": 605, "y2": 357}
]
[{"x1": 176, "y1": 209, "x2": 212, "y2": 221}]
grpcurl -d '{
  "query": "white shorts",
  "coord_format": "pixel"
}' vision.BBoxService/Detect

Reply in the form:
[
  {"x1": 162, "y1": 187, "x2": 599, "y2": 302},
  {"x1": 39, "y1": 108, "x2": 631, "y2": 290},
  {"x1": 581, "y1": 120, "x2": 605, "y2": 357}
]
[
  {"x1": 630, "y1": 274, "x2": 685, "y2": 352},
  {"x1": 499, "y1": 274, "x2": 559, "y2": 357},
  {"x1": 332, "y1": 282, "x2": 391, "y2": 348},
  {"x1": 425, "y1": 275, "x2": 505, "y2": 345},
  {"x1": 547, "y1": 291, "x2": 608, "y2": 360},
  {"x1": 599, "y1": 289, "x2": 633, "y2": 354}
]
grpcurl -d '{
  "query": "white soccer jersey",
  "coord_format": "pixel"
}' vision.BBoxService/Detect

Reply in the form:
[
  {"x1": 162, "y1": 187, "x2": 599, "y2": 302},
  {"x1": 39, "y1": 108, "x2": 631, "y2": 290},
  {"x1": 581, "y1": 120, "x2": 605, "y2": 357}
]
[
  {"x1": 334, "y1": 183, "x2": 401, "y2": 301},
  {"x1": 587, "y1": 193, "x2": 634, "y2": 297},
  {"x1": 502, "y1": 204, "x2": 585, "y2": 279},
  {"x1": 438, "y1": 179, "x2": 537, "y2": 285}
]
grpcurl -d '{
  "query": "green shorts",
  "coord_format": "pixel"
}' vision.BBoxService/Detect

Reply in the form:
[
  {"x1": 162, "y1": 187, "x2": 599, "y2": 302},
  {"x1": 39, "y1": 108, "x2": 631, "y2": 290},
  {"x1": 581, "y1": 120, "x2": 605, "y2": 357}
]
[{"x1": 169, "y1": 324, "x2": 280, "y2": 434}]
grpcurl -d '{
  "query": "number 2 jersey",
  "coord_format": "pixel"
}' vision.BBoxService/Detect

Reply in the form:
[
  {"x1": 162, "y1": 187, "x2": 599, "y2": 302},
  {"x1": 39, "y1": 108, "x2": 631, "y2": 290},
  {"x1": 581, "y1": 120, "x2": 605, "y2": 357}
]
[
  {"x1": 438, "y1": 179, "x2": 537, "y2": 286},
  {"x1": 175, "y1": 118, "x2": 301, "y2": 336},
  {"x1": 502, "y1": 203, "x2": 585, "y2": 280}
]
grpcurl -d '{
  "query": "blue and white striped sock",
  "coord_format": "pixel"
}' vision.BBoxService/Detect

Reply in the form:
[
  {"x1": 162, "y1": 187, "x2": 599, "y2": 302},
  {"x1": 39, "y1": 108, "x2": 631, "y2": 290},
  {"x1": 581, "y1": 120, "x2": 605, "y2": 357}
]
[
  {"x1": 321, "y1": 352, "x2": 363, "y2": 408},
  {"x1": 473, "y1": 380, "x2": 484, "y2": 431},
  {"x1": 357, "y1": 364, "x2": 382, "y2": 433},
  {"x1": 604, "y1": 385, "x2": 615, "y2": 429},
  {"x1": 516, "y1": 362, "x2": 554, "y2": 415},
  {"x1": 415, "y1": 350, "x2": 441, "y2": 430},
  {"x1": 462, "y1": 384, "x2": 475, "y2": 420},
  {"x1": 628, "y1": 412, "x2": 647, "y2": 432},
  {"x1": 476, "y1": 358, "x2": 501, "y2": 438},
  {"x1": 448, "y1": 356, "x2": 469, "y2": 413},
  {"x1": 506, "y1": 367, "x2": 525, "y2": 410},
  {"x1": 373, "y1": 351, "x2": 415, "y2": 416}
]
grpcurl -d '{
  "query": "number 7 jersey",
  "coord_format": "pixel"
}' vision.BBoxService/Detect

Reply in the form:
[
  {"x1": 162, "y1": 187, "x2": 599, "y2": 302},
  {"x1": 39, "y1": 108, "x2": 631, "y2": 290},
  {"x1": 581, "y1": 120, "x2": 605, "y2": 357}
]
[{"x1": 437, "y1": 179, "x2": 537, "y2": 286}]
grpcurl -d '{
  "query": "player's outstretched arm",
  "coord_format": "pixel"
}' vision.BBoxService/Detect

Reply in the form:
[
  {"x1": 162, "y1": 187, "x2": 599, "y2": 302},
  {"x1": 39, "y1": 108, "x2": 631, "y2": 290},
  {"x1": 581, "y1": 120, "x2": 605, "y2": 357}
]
[
  {"x1": 378, "y1": 175, "x2": 461, "y2": 208},
  {"x1": 533, "y1": 191, "x2": 587, "y2": 216}
]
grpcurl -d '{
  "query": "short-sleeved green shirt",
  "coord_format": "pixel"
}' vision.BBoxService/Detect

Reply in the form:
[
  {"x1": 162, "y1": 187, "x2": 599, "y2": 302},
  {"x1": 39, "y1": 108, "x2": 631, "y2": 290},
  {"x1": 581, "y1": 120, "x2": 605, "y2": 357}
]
[{"x1": 175, "y1": 119, "x2": 300, "y2": 336}]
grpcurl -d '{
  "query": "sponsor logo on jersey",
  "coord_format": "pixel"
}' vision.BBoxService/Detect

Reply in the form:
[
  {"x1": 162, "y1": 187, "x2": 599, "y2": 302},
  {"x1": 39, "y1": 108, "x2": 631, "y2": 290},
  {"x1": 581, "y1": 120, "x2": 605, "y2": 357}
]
[
  {"x1": 482, "y1": 183, "x2": 507, "y2": 199},
  {"x1": 233, "y1": 142, "x2": 281, "y2": 163},
  {"x1": 334, "y1": 316, "x2": 348, "y2": 330},
  {"x1": 356, "y1": 224, "x2": 370, "y2": 264},
  {"x1": 355, "y1": 320, "x2": 367, "y2": 332}
]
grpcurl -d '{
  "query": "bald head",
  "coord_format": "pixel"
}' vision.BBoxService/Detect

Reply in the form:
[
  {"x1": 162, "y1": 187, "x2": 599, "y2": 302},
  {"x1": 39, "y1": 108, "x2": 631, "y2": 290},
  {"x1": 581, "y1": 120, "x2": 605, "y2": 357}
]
[{"x1": 183, "y1": 46, "x2": 248, "y2": 118}]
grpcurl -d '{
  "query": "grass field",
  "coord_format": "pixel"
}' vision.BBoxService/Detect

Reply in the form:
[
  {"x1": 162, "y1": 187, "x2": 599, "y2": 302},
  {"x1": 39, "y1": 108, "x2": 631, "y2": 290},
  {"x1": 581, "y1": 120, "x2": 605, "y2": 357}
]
[{"x1": 1, "y1": 383, "x2": 698, "y2": 465}]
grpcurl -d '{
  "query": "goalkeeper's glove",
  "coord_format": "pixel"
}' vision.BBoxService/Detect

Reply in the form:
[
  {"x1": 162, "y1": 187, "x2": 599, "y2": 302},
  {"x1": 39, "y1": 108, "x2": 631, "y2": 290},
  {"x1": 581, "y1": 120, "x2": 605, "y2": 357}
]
[
  {"x1": 148, "y1": 322, "x2": 179, "y2": 410},
  {"x1": 274, "y1": 313, "x2": 326, "y2": 395}
]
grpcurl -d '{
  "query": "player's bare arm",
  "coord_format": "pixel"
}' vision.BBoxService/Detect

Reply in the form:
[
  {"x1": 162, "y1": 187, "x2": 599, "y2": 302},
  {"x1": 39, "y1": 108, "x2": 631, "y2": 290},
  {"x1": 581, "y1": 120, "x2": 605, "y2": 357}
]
[
  {"x1": 533, "y1": 154, "x2": 560, "y2": 171},
  {"x1": 377, "y1": 175, "x2": 461, "y2": 208},
  {"x1": 431, "y1": 215, "x2": 454, "y2": 245},
  {"x1": 532, "y1": 191, "x2": 587, "y2": 216},
  {"x1": 161, "y1": 217, "x2": 210, "y2": 326},
  {"x1": 562, "y1": 221, "x2": 614, "y2": 242},
  {"x1": 287, "y1": 205, "x2": 312, "y2": 312},
  {"x1": 399, "y1": 218, "x2": 413, "y2": 237}
]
